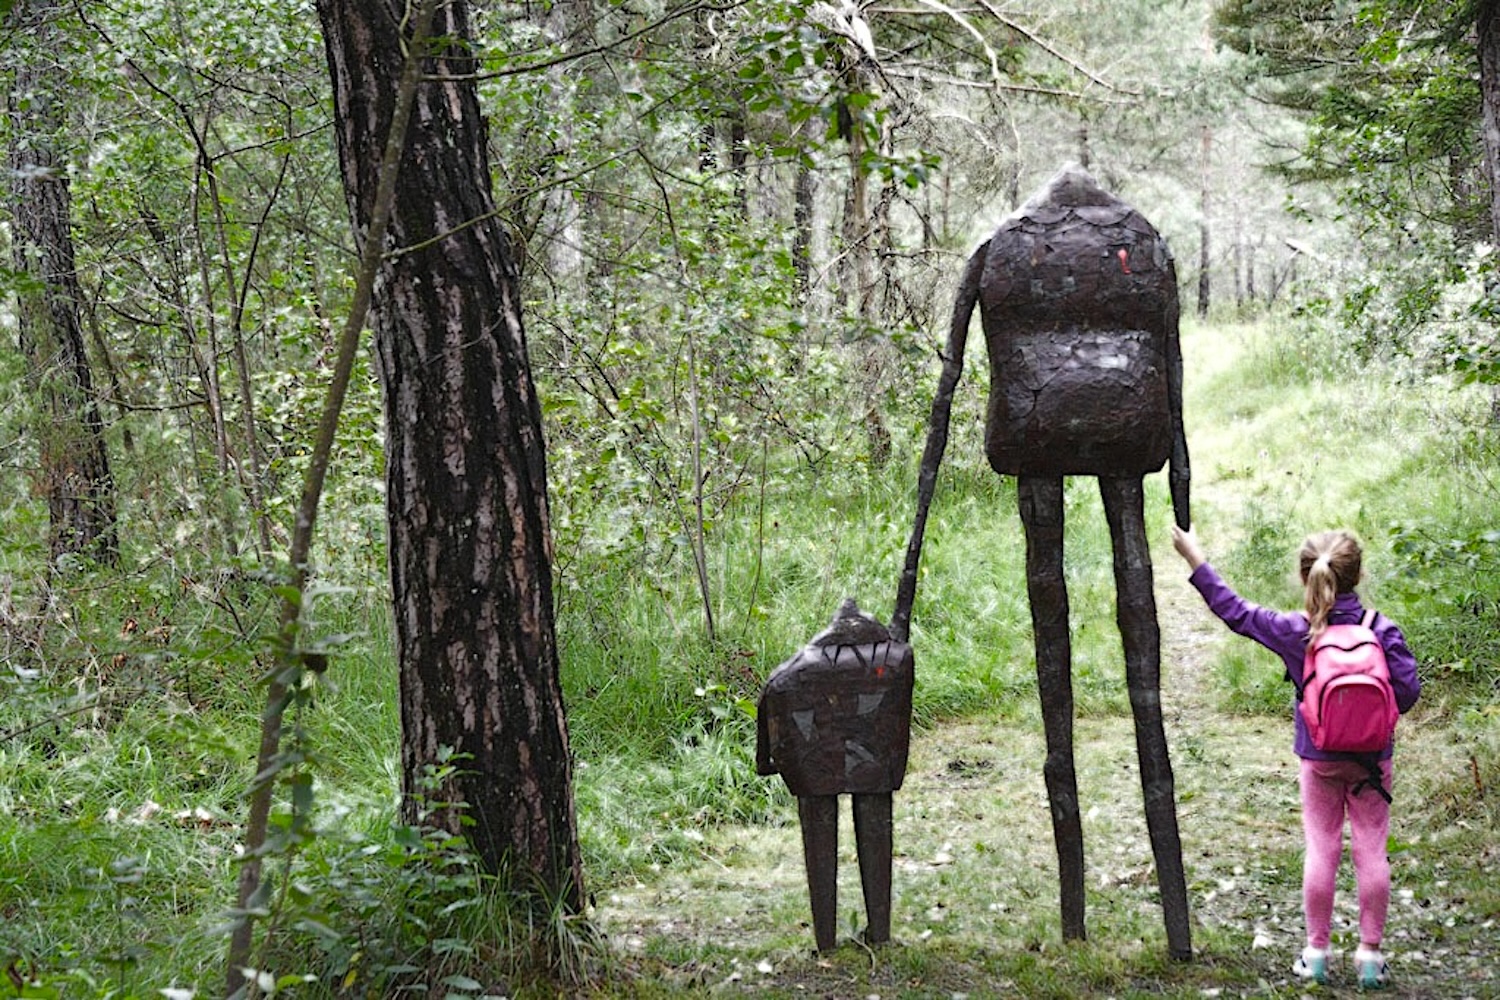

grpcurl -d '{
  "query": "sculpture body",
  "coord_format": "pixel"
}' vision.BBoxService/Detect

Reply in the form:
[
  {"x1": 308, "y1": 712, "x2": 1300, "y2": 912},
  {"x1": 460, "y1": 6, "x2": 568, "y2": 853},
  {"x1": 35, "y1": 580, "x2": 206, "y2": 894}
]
[
  {"x1": 756, "y1": 599, "x2": 914, "y2": 950},
  {"x1": 763, "y1": 163, "x2": 1192, "y2": 959},
  {"x1": 955, "y1": 163, "x2": 1193, "y2": 958},
  {"x1": 978, "y1": 169, "x2": 1178, "y2": 477}
]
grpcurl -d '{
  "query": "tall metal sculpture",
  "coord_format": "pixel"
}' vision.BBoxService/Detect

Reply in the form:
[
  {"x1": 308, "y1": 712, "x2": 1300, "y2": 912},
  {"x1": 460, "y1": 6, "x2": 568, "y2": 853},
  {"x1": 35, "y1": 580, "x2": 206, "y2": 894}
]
[
  {"x1": 896, "y1": 162, "x2": 1193, "y2": 959},
  {"x1": 756, "y1": 598, "x2": 915, "y2": 951}
]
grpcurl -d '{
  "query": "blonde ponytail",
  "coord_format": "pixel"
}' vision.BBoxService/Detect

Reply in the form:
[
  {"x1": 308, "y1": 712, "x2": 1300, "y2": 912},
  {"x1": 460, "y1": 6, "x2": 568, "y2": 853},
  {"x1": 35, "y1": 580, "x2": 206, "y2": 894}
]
[
  {"x1": 1304, "y1": 559, "x2": 1338, "y2": 636},
  {"x1": 1299, "y1": 530, "x2": 1364, "y2": 637}
]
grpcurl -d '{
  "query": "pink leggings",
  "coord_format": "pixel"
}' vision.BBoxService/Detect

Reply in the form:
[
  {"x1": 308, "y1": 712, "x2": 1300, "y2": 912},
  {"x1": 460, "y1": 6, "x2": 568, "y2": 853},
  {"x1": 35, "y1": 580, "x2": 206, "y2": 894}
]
[{"x1": 1300, "y1": 757, "x2": 1393, "y2": 950}]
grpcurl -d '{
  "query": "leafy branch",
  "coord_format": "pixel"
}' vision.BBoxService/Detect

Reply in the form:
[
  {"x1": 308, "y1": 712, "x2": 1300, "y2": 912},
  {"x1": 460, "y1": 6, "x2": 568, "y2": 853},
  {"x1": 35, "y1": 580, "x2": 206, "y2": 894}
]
[{"x1": 224, "y1": 0, "x2": 439, "y2": 993}]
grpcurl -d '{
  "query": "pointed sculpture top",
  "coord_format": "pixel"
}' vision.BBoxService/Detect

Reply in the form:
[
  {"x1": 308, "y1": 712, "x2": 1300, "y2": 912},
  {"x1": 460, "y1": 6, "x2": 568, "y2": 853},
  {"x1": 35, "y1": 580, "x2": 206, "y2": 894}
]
[{"x1": 807, "y1": 597, "x2": 891, "y2": 648}]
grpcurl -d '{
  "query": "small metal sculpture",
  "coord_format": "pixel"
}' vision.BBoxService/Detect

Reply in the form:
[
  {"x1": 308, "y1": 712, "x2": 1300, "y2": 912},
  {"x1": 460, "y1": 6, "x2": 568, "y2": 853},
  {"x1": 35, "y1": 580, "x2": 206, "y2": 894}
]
[
  {"x1": 756, "y1": 598, "x2": 915, "y2": 951},
  {"x1": 896, "y1": 162, "x2": 1193, "y2": 959}
]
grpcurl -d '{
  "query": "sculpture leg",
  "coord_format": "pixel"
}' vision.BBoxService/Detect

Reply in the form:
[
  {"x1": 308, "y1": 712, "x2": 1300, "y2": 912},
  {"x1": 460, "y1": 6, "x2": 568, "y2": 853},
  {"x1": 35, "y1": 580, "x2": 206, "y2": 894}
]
[
  {"x1": 1099, "y1": 476, "x2": 1193, "y2": 960},
  {"x1": 797, "y1": 794, "x2": 840, "y2": 951},
  {"x1": 1018, "y1": 475, "x2": 1085, "y2": 941},
  {"x1": 852, "y1": 792, "x2": 893, "y2": 946}
]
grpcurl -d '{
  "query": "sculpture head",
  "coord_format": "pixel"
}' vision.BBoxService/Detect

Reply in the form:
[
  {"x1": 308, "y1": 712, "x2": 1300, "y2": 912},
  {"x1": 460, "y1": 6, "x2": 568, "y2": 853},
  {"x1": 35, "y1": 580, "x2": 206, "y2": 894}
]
[
  {"x1": 807, "y1": 596, "x2": 891, "y2": 648},
  {"x1": 977, "y1": 162, "x2": 1180, "y2": 477}
]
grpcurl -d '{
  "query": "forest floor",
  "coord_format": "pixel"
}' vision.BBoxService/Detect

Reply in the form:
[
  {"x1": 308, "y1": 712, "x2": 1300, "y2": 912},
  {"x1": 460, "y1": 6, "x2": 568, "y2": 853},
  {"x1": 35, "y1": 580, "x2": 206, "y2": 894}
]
[{"x1": 591, "y1": 567, "x2": 1499, "y2": 998}]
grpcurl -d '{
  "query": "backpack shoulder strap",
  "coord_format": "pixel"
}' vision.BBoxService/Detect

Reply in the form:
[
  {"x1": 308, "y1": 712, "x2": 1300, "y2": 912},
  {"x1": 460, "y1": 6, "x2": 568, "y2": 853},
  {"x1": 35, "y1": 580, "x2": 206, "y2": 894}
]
[{"x1": 1361, "y1": 608, "x2": 1377, "y2": 629}]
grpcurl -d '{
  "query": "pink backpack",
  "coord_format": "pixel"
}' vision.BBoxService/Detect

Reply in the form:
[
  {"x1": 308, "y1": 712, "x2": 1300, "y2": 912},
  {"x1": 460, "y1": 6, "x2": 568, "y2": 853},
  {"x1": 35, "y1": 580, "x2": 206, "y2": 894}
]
[{"x1": 1300, "y1": 610, "x2": 1401, "y2": 754}]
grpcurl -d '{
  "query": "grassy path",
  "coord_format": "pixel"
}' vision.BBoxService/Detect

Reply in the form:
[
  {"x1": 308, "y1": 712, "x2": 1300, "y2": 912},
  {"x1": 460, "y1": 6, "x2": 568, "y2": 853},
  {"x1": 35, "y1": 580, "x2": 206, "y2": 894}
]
[{"x1": 593, "y1": 554, "x2": 1495, "y2": 999}]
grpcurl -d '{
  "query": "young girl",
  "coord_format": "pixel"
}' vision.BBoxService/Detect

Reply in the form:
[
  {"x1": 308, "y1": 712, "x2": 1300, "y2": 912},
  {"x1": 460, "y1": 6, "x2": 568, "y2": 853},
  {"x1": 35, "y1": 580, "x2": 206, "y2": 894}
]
[{"x1": 1171, "y1": 524, "x2": 1421, "y2": 989}]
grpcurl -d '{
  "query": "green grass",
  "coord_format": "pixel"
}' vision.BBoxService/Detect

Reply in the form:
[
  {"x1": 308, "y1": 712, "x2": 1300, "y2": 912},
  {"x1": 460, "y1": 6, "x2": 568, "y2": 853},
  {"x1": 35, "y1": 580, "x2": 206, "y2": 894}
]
[{"x1": 1215, "y1": 643, "x2": 1290, "y2": 716}]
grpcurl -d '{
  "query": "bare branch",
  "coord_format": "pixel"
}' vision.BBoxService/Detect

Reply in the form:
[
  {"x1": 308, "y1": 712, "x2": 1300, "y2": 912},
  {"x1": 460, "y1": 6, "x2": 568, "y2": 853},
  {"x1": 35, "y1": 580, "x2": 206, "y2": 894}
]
[
  {"x1": 875, "y1": 0, "x2": 1136, "y2": 96},
  {"x1": 966, "y1": 0, "x2": 1136, "y2": 95},
  {"x1": 883, "y1": 66, "x2": 1089, "y2": 101},
  {"x1": 422, "y1": 0, "x2": 750, "y2": 82}
]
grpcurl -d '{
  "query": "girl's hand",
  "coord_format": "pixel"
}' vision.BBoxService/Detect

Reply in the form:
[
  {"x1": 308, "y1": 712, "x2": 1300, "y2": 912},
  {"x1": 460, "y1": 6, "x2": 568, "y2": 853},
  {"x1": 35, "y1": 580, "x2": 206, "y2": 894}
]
[{"x1": 1171, "y1": 524, "x2": 1207, "y2": 570}]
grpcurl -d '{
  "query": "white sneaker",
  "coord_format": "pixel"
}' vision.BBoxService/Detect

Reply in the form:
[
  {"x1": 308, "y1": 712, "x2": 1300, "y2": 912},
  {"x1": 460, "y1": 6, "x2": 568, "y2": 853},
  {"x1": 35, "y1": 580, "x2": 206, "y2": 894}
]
[
  {"x1": 1293, "y1": 946, "x2": 1328, "y2": 984},
  {"x1": 1355, "y1": 946, "x2": 1389, "y2": 989}
]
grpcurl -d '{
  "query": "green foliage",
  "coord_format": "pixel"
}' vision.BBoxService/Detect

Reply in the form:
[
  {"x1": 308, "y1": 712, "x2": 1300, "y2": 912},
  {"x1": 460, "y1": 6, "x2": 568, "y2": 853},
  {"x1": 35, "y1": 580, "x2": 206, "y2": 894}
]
[
  {"x1": 6, "y1": 0, "x2": 1500, "y2": 993},
  {"x1": 734, "y1": 9, "x2": 944, "y2": 185},
  {"x1": 1217, "y1": 0, "x2": 1498, "y2": 380},
  {"x1": 1388, "y1": 518, "x2": 1500, "y2": 682},
  {"x1": 239, "y1": 753, "x2": 512, "y2": 996},
  {"x1": 1214, "y1": 499, "x2": 1297, "y2": 604}
]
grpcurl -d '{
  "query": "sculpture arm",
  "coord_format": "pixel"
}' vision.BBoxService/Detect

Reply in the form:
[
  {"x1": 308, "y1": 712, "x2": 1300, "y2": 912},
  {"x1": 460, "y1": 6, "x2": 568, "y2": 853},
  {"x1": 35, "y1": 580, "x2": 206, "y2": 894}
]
[
  {"x1": 1165, "y1": 299, "x2": 1190, "y2": 530},
  {"x1": 754, "y1": 690, "x2": 776, "y2": 775},
  {"x1": 891, "y1": 240, "x2": 987, "y2": 642}
]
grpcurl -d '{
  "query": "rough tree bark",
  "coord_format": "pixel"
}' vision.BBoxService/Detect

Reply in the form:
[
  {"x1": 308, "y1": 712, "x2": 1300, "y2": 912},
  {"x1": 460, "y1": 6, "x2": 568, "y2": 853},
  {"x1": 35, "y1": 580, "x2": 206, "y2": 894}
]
[
  {"x1": 228, "y1": 7, "x2": 438, "y2": 991},
  {"x1": 1477, "y1": 1, "x2": 1500, "y2": 422},
  {"x1": 1480, "y1": 1, "x2": 1500, "y2": 245},
  {"x1": 316, "y1": 0, "x2": 584, "y2": 906},
  {"x1": 5, "y1": 0, "x2": 117, "y2": 568}
]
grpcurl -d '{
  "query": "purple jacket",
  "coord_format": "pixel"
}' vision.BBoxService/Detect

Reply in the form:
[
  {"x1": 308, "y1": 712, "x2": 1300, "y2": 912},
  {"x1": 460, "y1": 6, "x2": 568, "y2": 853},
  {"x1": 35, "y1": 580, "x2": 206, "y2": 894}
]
[{"x1": 1187, "y1": 562, "x2": 1421, "y2": 761}]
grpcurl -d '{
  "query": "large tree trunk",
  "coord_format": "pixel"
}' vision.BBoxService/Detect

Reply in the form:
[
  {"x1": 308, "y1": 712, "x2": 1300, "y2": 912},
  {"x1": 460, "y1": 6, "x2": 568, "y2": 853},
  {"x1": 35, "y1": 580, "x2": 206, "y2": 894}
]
[
  {"x1": 1480, "y1": 1, "x2": 1500, "y2": 244},
  {"x1": 5, "y1": 0, "x2": 117, "y2": 568},
  {"x1": 316, "y1": 0, "x2": 584, "y2": 908},
  {"x1": 1477, "y1": 2, "x2": 1500, "y2": 423}
]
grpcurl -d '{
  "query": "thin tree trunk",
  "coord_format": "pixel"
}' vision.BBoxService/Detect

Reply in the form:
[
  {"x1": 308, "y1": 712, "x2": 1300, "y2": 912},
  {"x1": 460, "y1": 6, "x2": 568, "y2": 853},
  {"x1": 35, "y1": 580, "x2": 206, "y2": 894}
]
[
  {"x1": 540, "y1": 0, "x2": 589, "y2": 286},
  {"x1": 140, "y1": 208, "x2": 241, "y2": 560},
  {"x1": 730, "y1": 107, "x2": 748, "y2": 217},
  {"x1": 793, "y1": 161, "x2": 814, "y2": 299},
  {"x1": 208, "y1": 148, "x2": 288, "y2": 562},
  {"x1": 685, "y1": 324, "x2": 716, "y2": 641},
  {"x1": 1231, "y1": 220, "x2": 1243, "y2": 310},
  {"x1": 1246, "y1": 238, "x2": 1258, "y2": 303},
  {"x1": 843, "y1": 118, "x2": 872, "y2": 314},
  {"x1": 1479, "y1": 1, "x2": 1500, "y2": 244},
  {"x1": 318, "y1": 0, "x2": 584, "y2": 908},
  {"x1": 189, "y1": 161, "x2": 241, "y2": 540},
  {"x1": 5, "y1": 0, "x2": 117, "y2": 568},
  {"x1": 227, "y1": 4, "x2": 438, "y2": 991},
  {"x1": 1196, "y1": 125, "x2": 1212, "y2": 320}
]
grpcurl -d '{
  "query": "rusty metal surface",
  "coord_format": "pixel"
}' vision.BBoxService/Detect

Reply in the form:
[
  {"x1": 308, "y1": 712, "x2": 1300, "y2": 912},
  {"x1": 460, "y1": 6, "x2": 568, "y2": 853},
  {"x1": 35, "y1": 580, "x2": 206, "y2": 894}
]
[
  {"x1": 1100, "y1": 475, "x2": 1191, "y2": 958},
  {"x1": 1017, "y1": 475, "x2": 1085, "y2": 940},
  {"x1": 979, "y1": 163, "x2": 1179, "y2": 477},
  {"x1": 756, "y1": 599, "x2": 915, "y2": 797},
  {"x1": 791, "y1": 791, "x2": 895, "y2": 951}
]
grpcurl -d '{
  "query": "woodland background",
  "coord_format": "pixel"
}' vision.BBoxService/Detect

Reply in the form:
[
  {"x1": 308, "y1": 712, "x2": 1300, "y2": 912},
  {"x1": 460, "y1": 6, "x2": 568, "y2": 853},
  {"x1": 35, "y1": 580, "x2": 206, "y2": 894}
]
[{"x1": 1, "y1": 0, "x2": 1498, "y2": 997}]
